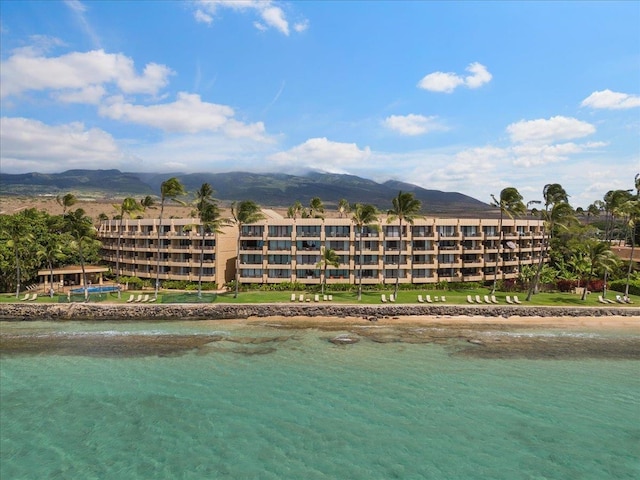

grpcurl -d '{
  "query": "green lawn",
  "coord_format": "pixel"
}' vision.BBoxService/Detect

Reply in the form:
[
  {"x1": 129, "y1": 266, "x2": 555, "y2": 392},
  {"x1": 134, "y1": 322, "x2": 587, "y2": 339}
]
[{"x1": 0, "y1": 288, "x2": 637, "y2": 307}]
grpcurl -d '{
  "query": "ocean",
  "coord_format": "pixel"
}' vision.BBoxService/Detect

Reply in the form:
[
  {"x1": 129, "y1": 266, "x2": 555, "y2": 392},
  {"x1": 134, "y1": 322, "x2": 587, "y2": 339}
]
[{"x1": 1, "y1": 319, "x2": 639, "y2": 479}]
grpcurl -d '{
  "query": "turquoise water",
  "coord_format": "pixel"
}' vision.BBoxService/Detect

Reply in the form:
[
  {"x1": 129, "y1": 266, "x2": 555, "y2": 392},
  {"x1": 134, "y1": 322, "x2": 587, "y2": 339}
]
[{"x1": 1, "y1": 321, "x2": 639, "y2": 479}]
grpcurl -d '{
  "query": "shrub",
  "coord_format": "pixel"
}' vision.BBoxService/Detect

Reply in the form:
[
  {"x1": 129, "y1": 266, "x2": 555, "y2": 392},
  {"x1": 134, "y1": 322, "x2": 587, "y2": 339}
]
[{"x1": 609, "y1": 278, "x2": 640, "y2": 296}]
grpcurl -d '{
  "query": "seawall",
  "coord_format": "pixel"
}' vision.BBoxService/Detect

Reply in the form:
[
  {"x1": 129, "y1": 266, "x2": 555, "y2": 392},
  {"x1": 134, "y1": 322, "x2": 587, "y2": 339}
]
[{"x1": 1, "y1": 303, "x2": 639, "y2": 321}]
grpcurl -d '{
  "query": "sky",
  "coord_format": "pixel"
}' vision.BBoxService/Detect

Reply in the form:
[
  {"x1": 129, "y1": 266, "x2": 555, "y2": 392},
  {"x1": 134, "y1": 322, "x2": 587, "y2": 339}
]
[{"x1": 1, "y1": 0, "x2": 639, "y2": 207}]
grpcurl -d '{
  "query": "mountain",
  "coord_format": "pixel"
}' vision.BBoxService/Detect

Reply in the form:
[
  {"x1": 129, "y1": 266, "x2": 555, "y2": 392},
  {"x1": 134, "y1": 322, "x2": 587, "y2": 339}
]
[{"x1": 0, "y1": 169, "x2": 491, "y2": 214}]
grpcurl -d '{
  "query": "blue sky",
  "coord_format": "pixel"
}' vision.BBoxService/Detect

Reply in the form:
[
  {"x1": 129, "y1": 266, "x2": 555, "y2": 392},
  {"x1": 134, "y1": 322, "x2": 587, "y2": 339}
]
[{"x1": 1, "y1": 0, "x2": 638, "y2": 207}]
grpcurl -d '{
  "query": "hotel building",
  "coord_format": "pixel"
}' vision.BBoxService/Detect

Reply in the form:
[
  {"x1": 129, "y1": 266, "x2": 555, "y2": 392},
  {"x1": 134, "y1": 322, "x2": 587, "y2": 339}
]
[{"x1": 98, "y1": 210, "x2": 545, "y2": 287}]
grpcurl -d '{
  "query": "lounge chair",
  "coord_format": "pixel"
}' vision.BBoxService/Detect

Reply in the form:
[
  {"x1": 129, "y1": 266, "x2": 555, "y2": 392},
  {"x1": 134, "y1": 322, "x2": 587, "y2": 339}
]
[
  {"x1": 323, "y1": 295, "x2": 328, "y2": 301},
  {"x1": 513, "y1": 296, "x2": 522, "y2": 304},
  {"x1": 490, "y1": 295, "x2": 499, "y2": 304},
  {"x1": 597, "y1": 296, "x2": 608, "y2": 304},
  {"x1": 299, "y1": 294, "x2": 305, "y2": 302},
  {"x1": 441, "y1": 296, "x2": 446, "y2": 302},
  {"x1": 624, "y1": 296, "x2": 633, "y2": 304},
  {"x1": 140, "y1": 294, "x2": 150, "y2": 303},
  {"x1": 291, "y1": 293, "x2": 296, "y2": 302},
  {"x1": 134, "y1": 294, "x2": 143, "y2": 303},
  {"x1": 506, "y1": 296, "x2": 513, "y2": 304},
  {"x1": 381, "y1": 294, "x2": 387, "y2": 303},
  {"x1": 484, "y1": 295, "x2": 492, "y2": 304},
  {"x1": 147, "y1": 296, "x2": 157, "y2": 303},
  {"x1": 475, "y1": 295, "x2": 483, "y2": 303},
  {"x1": 418, "y1": 295, "x2": 425, "y2": 303},
  {"x1": 28, "y1": 293, "x2": 38, "y2": 301},
  {"x1": 19, "y1": 293, "x2": 29, "y2": 301},
  {"x1": 314, "y1": 294, "x2": 320, "y2": 302},
  {"x1": 389, "y1": 294, "x2": 396, "y2": 302},
  {"x1": 466, "y1": 295, "x2": 474, "y2": 304},
  {"x1": 425, "y1": 295, "x2": 433, "y2": 303},
  {"x1": 615, "y1": 295, "x2": 625, "y2": 304},
  {"x1": 328, "y1": 295, "x2": 333, "y2": 301},
  {"x1": 126, "y1": 294, "x2": 135, "y2": 303}
]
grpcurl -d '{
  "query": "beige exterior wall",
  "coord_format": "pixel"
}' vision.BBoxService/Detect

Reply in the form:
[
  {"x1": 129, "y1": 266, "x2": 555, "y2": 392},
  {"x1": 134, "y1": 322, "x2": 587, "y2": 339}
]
[{"x1": 98, "y1": 214, "x2": 545, "y2": 287}]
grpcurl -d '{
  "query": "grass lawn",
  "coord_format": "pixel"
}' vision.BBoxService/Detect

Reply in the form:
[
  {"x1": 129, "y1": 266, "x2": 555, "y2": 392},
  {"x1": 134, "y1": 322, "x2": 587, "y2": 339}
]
[{"x1": 0, "y1": 288, "x2": 637, "y2": 307}]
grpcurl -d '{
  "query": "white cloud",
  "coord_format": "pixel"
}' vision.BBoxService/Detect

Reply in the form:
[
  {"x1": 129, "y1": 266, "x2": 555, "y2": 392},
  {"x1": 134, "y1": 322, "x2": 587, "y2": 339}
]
[
  {"x1": 418, "y1": 62, "x2": 492, "y2": 93},
  {"x1": 581, "y1": 89, "x2": 640, "y2": 110},
  {"x1": 506, "y1": 116, "x2": 596, "y2": 145},
  {"x1": 0, "y1": 48, "x2": 173, "y2": 99},
  {"x1": 192, "y1": 0, "x2": 307, "y2": 36},
  {"x1": 0, "y1": 117, "x2": 125, "y2": 172},
  {"x1": 267, "y1": 138, "x2": 371, "y2": 172},
  {"x1": 99, "y1": 92, "x2": 268, "y2": 139},
  {"x1": 383, "y1": 114, "x2": 444, "y2": 136},
  {"x1": 53, "y1": 85, "x2": 106, "y2": 104}
]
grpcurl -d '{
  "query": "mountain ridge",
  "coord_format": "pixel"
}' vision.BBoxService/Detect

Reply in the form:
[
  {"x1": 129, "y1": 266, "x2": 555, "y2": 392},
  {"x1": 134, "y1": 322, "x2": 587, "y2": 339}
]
[{"x1": 0, "y1": 169, "x2": 491, "y2": 214}]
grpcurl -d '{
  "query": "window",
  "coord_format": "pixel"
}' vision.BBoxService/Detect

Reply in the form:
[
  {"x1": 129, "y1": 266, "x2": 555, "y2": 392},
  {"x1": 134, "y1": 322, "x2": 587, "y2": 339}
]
[
  {"x1": 325, "y1": 225, "x2": 350, "y2": 237},
  {"x1": 297, "y1": 240, "x2": 320, "y2": 250},
  {"x1": 461, "y1": 226, "x2": 478, "y2": 237},
  {"x1": 268, "y1": 240, "x2": 291, "y2": 250},
  {"x1": 437, "y1": 225, "x2": 457, "y2": 237},
  {"x1": 268, "y1": 269, "x2": 291, "y2": 278},
  {"x1": 296, "y1": 226, "x2": 321, "y2": 237},
  {"x1": 268, "y1": 225, "x2": 292, "y2": 237},
  {"x1": 240, "y1": 268, "x2": 263, "y2": 278},
  {"x1": 241, "y1": 226, "x2": 263, "y2": 237},
  {"x1": 268, "y1": 255, "x2": 291, "y2": 265}
]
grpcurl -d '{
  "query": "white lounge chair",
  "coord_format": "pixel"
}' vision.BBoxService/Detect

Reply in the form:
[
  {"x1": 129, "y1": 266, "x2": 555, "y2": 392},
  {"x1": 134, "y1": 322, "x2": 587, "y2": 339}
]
[
  {"x1": 147, "y1": 296, "x2": 157, "y2": 303},
  {"x1": 314, "y1": 294, "x2": 320, "y2": 302},
  {"x1": 323, "y1": 295, "x2": 328, "y2": 301},
  {"x1": 513, "y1": 296, "x2": 522, "y2": 304},
  {"x1": 616, "y1": 295, "x2": 625, "y2": 304},
  {"x1": 484, "y1": 295, "x2": 492, "y2": 304},
  {"x1": 299, "y1": 294, "x2": 305, "y2": 302},
  {"x1": 490, "y1": 295, "x2": 499, "y2": 304},
  {"x1": 597, "y1": 295, "x2": 608, "y2": 304},
  {"x1": 466, "y1": 295, "x2": 474, "y2": 304},
  {"x1": 28, "y1": 293, "x2": 38, "y2": 301},
  {"x1": 389, "y1": 294, "x2": 396, "y2": 302},
  {"x1": 624, "y1": 296, "x2": 633, "y2": 304},
  {"x1": 506, "y1": 296, "x2": 513, "y2": 304},
  {"x1": 381, "y1": 294, "x2": 387, "y2": 303},
  {"x1": 441, "y1": 296, "x2": 446, "y2": 302},
  {"x1": 19, "y1": 293, "x2": 29, "y2": 301},
  {"x1": 328, "y1": 295, "x2": 333, "y2": 301},
  {"x1": 134, "y1": 294, "x2": 143, "y2": 303},
  {"x1": 291, "y1": 293, "x2": 297, "y2": 302},
  {"x1": 418, "y1": 295, "x2": 425, "y2": 303},
  {"x1": 425, "y1": 295, "x2": 433, "y2": 303},
  {"x1": 475, "y1": 295, "x2": 482, "y2": 303},
  {"x1": 126, "y1": 294, "x2": 135, "y2": 303},
  {"x1": 140, "y1": 294, "x2": 150, "y2": 303}
]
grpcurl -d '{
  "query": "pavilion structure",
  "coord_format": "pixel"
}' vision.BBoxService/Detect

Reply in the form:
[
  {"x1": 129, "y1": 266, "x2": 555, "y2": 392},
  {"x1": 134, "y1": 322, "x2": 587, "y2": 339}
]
[{"x1": 37, "y1": 265, "x2": 109, "y2": 293}]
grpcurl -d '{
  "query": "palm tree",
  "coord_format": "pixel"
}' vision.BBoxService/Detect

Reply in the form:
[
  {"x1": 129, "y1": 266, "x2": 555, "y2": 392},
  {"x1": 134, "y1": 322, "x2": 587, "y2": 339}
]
[
  {"x1": 230, "y1": 200, "x2": 265, "y2": 298},
  {"x1": 580, "y1": 240, "x2": 619, "y2": 300},
  {"x1": 38, "y1": 236, "x2": 66, "y2": 297},
  {"x1": 154, "y1": 178, "x2": 186, "y2": 299},
  {"x1": 337, "y1": 199, "x2": 350, "y2": 218},
  {"x1": 526, "y1": 184, "x2": 571, "y2": 301},
  {"x1": 617, "y1": 197, "x2": 640, "y2": 298},
  {"x1": 387, "y1": 191, "x2": 422, "y2": 298},
  {"x1": 308, "y1": 197, "x2": 325, "y2": 219},
  {"x1": 114, "y1": 197, "x2": 142, "y2": 296},
  {"x1": 56, "y1": 193, "x2": 77, "y2": 216},
  {"x1": 287, "y1": 201, "x2": 304, "y2": 219},
  {"x1": 65, "y1": 208, "x2": 96, "y2": 301},
  {"x1": 489, "y1": 187, "x2": 526, "y2": 294},
  {"x1": 1, "y1": 213, "x2": 33, "y2": 298},
  {"x1": 316, "y1": 247, "x2": 340, "y2": 295},
  {"x1": 351, "y1": 203, "x2": 379, "y2": 301},
  {"x1": 193, "y1": 183, "x2": 229, "y2": 298},
  {"x1": 140, "y1": 195, "x2": 156, "y2": 215}
]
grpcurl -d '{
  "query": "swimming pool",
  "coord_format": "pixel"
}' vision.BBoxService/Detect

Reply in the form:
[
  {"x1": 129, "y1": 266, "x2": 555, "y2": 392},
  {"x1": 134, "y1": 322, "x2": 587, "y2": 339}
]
[{"x1": 70, "y1": 285, "x2": 120, "y2": 294}]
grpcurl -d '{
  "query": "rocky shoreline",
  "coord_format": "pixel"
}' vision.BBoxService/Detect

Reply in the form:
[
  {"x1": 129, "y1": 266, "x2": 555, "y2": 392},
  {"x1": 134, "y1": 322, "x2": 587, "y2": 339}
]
[{"x1": 1, "y1": 302, "x2": 639, "y2": 322}]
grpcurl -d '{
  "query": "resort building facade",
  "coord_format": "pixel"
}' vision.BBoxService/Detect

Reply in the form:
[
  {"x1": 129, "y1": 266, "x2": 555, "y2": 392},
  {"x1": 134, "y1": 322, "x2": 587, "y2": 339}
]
[{"x1": 98, "y1": 211, "x2": 546, "y2": 287}]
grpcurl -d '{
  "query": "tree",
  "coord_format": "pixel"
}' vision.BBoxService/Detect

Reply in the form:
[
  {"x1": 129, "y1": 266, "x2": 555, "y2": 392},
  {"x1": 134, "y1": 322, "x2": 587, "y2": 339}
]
[
  {"x1": 64, "y1": 208, "x2": 96, "y2": 301},
  {"x1": 526, "y1": 184, "x2": 571, "y2": 301},
  {"x1": 387, "y1": 191, "x2": 422, "y2": 298},
  {"x1": 155, "y1": 178, "x2": 186, "y2": 299},
  {"x1": 140, "y1": 195, "x2": 156, "y2": 214},
  {"x1": 287, "y1": 201, "x2": 304, "y2": 219},
  {"x1": 113, "y1": 197, "x2": 142, "y2": 296},
  {"x1": 337, "y1": 199, "x2": 351, "y2": 218},
  {"x1": 579, "y1": 240, "x2": 619, "y2": 300},
  {"x1": 56, "y1": 193, "x2": 77, "y2": 216},
  {"x1": 351, "y1": 204, "x2": 379, "y2": 301},
  {"x1": 489, "y1": 187, "x2": 526, "y2": 294},
  {"x1": 1, "y1": 213, "x2": 33, "y2": 298},
  {"x1": 617, "y1": 195, "x2": 640, "y2": 298},
  {"x1": 230, "y1": 201, "x2": 265, "y2": 298},
  {"x1": 37, "y1": 235, "x2": 66, "y2": 297},
  {"x1": 193, "y1": 183, "x2": 229, "y2": 298},
  {"x1": 316, "y1": 247, "x2": 340, "y2": 295},
  {"x1": 308, "y1": 197, "x2": 325, "y2": 219}
]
